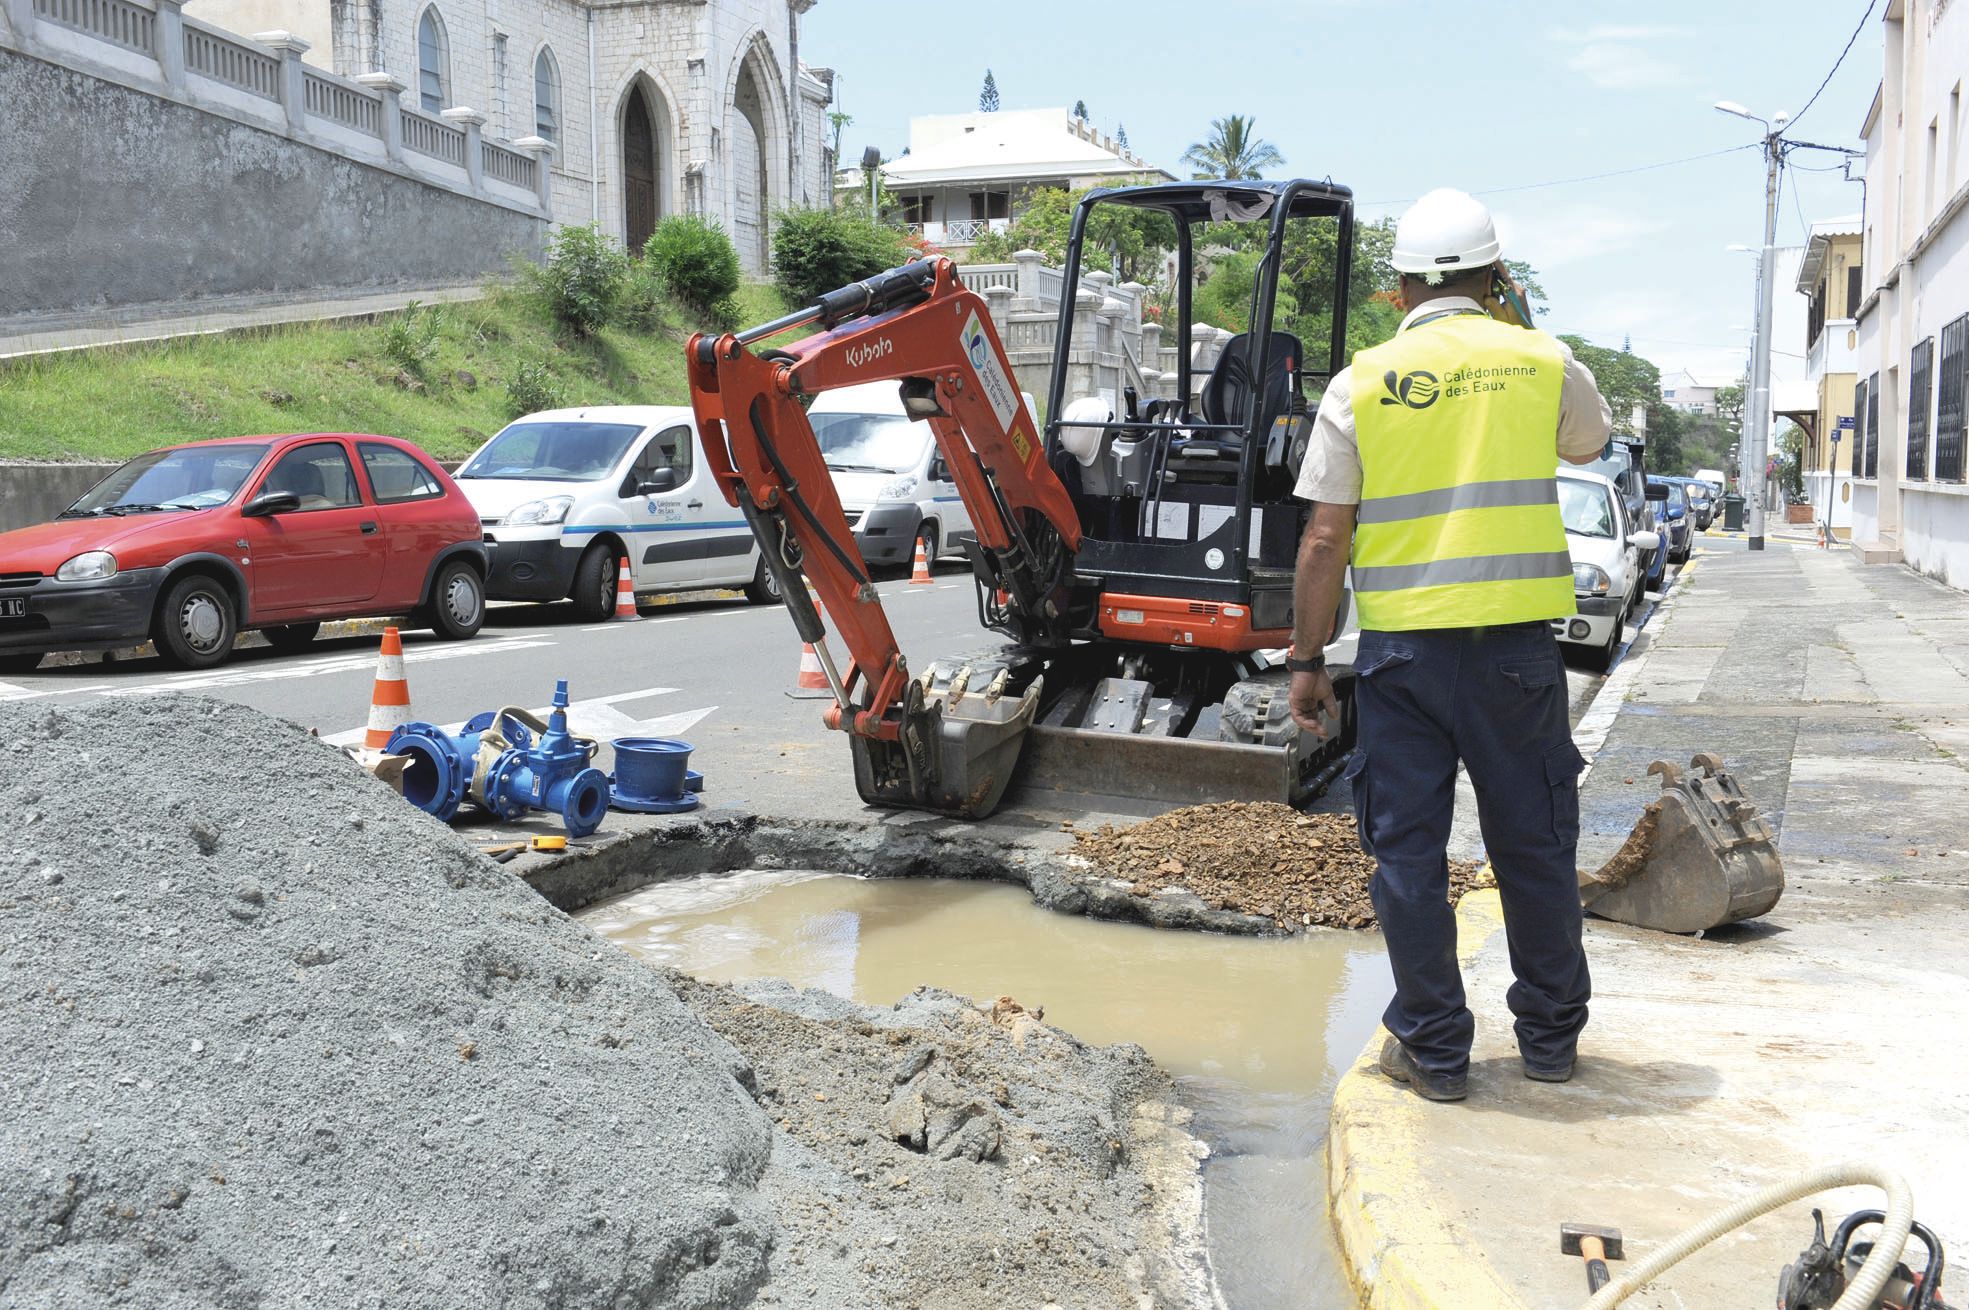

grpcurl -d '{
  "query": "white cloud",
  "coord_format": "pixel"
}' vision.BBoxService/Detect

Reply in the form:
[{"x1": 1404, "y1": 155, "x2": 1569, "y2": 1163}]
[
  {"x1": 1547, "y1": 24, "x2": 1689, "y2": 90},
  {"x1": 1494, "y1": 202, "x2": 1669, "y2": 270}
]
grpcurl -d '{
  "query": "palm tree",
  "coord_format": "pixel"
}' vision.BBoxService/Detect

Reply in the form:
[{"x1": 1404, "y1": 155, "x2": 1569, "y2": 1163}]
[{"x1": 1180, "y1": 115, "x2": 1285, "y2": 180}]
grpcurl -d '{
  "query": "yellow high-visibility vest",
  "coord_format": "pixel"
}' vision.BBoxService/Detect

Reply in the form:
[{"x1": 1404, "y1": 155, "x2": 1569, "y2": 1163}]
[{"x1": 1349, "y1": 311, "x2": 1576, "y2": 631}]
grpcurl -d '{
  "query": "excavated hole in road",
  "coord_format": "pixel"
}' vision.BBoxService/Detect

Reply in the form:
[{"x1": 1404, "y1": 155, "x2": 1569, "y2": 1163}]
[{"x1": 561, "y1": 821, "x2": 1393, "y2": 1309}]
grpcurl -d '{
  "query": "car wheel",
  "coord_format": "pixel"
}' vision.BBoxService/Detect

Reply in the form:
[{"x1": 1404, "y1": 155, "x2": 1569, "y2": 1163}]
[
  {"x1": 154, "y1": 573, "x2": 237, "y2": 669},
  {"x1": 426, "y1": 559, "x2": 485, "y2": 640},
  {"x1": 571, "y1": 544, "x2": 618, "y2": 622},
  {"x1": 0, "y1": 652, "x2": 43, "y2": 676},
  {"x1": 744, "y1": 553, "x2": 782, "y2": 605},
  {"x1": 1585, "y1": 618, "x2": 1619, "y2": 673},
  {"x1": 913, "y1": 521, "x2": 939, "y2": 572},
  {"x1": 263, "y1": 621, "x2": 321, "y2": 652}
]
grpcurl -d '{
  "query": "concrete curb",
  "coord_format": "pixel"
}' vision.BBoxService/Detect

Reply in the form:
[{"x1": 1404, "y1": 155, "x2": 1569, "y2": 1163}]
[
  {"x1": 1323, "y1": 891, "x2": 1525, "y2": 1310},
  {"x1": 1322, "y1": 554, "x2": 1704, "y2": 1309}
]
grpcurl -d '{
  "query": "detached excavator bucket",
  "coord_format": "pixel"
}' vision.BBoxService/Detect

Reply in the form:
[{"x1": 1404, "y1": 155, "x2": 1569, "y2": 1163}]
[{"x1": 1577, "y1": 753, "x2": 1784, "y2": 934}]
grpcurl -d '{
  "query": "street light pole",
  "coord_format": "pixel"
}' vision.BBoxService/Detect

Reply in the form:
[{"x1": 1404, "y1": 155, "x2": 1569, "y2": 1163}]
[{"x1": 1716, "y1": 101, "x2": 1789, "y2": 553}]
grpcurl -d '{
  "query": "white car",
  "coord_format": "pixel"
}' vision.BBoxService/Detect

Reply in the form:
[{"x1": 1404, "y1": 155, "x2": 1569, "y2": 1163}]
[
  {"x1": 807, "y1": 380, "x2": 998, "y2": 568},
  {"x1": 457, "y1": 405, "x2": 775, "y2": 619},
  {"x1": 1554, "y1": 468, "x2": 1660, "y2": 671}
]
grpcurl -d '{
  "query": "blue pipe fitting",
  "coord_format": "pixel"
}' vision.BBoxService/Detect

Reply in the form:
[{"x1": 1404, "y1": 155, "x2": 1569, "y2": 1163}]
[
  {"x1": 473, "y1": 681, "x2": 609, "y2": 838},
  {"x1": 386, "y1": 721, "x2": 481, "y2": 821}
]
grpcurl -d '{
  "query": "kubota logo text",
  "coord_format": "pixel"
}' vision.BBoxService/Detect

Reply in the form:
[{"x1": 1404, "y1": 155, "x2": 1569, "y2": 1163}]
[{"x1": 845, "y1": 338, "x2": 894, "y2": 369}]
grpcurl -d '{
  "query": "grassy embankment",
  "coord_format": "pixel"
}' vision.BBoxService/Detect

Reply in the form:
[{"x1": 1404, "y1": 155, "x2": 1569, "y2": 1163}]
[{"x1": 0, "y1": 283, "x2": 794, "y2": 464}]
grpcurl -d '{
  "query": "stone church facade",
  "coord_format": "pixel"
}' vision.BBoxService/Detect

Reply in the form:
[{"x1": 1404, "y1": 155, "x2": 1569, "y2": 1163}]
[{"x1": 185, "y1": 0, "x2": 834, "y2": 271}]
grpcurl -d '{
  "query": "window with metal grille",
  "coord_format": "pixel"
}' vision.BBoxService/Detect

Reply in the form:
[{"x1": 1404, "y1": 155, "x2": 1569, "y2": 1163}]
[
  {"x1": 1864, "y1": 371, "x2": 1881, "y2": 478},
  {"x1": 1847, "y1": 265, "x2": 1863, "y2": 317},
  {"x1": 416, "y1": 7, "x2": 448, "y2": 114},
  {"x1": 1940, "y1": 315, "x2": 1968, "y2": 482},
  {"x1": 1852, "y1": 375, "x2": 1867, "y2": 477},
  {"x1": 1908, "y1": 339, "x2": 1934, "y2": 480}
]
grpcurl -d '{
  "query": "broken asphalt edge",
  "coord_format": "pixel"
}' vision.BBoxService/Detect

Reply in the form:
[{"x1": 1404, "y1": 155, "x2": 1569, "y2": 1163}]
[{"x1": 1321, "y1": 555, "x2": 1698, "y2": 1310}]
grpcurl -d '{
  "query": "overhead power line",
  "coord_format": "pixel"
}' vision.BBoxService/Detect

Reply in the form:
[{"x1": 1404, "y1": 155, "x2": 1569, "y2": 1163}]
[
  {"x1": 1363, "y1": 145, "x2": 1757, "y2": 208},
  {"x1": 1786, "y1": 0, "x2": 1878, "y2": 134}
]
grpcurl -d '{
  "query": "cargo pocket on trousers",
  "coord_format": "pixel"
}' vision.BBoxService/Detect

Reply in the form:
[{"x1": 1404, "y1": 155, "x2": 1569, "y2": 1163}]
[
  {"x1": 1544, "y1": 740, "x2": 1587, "y2": 845},
  {"x1": 1499, "y1": 654, "x2": 1563, "y2": 691},
  {"x1": 1344, "y1": 749, "x2": 1374, "y2": 858}
]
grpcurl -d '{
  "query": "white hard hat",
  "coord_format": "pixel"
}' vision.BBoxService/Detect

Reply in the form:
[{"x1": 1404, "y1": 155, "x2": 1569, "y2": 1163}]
[
  {"x1": 1390, "y1": 188, "x2": 1501, "y2": 276},
  {"x1": 1058, "y1": 397, "x2": 1112, "y2": 467}
]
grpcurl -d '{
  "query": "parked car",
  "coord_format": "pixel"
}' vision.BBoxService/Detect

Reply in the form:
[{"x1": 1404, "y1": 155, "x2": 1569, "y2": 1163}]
[
  {"x1": 806, "y1": 381, "x2": 987, "y2": 568},
  {"x1": 1693, "y1": 468, "x2": 1727, "y2": 503},
  {"x1": 458, "y1": 405, "x2": 776, "y2": 619},
  {"x1": 1641, "y1": 496, "x2": 1671, "y2": 593},
  {"x1": 1648, "y1": 477, "x2": 1694, "y2": 564},
  {"x1": 0, "y1": 434, "x2": 486, "y2": 674},
  {"x1": 1677, "y1": 477, "x2": 1716, "y2": 531},
  {"x1": 1555, "y1": 468, "x2": 1660, "y2": 671}
]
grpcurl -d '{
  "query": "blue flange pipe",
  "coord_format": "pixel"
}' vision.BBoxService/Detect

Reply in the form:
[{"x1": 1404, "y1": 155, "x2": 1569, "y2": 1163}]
[
  {"x1": 386, "y1": 721, "x2": 481, "y2": 821},
  {"x1": 475, "y1": 680, "x2": 609, "y2": 838}
]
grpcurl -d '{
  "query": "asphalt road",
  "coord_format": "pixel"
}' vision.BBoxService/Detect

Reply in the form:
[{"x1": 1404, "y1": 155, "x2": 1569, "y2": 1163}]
[{"x1": 0, "y1": 554, "x2": 1681, "y2": 824}]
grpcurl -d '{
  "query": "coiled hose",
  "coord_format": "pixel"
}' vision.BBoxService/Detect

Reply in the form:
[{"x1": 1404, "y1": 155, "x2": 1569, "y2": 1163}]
[{"x1": 1581, "y1": 1162, "x2": 1913, "y2": 1310}]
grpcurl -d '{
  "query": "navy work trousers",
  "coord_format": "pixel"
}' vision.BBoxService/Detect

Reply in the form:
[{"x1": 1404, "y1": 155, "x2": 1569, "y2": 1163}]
[{"x1": 1346, "y1": 621, "x2": 1590, "y2": 1077}]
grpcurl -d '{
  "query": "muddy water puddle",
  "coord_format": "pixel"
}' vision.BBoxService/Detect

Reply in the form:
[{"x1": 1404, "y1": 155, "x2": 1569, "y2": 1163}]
[{"x1": 581, "y1": 871, "x2": 1389, "y2": 1309}]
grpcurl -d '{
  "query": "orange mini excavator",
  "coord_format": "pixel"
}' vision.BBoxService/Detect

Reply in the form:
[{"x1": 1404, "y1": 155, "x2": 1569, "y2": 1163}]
[{"x1": 687, "y1": 180, "x2": 1360, "y2": 818}]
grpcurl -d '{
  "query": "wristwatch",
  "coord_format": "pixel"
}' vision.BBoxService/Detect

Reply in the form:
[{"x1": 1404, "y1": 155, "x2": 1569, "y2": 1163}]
[{"x1": 1285, "y1": 651, "x2": 1326, "y2": 674}]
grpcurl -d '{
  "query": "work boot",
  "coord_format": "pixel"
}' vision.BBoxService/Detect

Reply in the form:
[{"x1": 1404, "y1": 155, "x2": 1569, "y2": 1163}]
[
  {"x1": 1377, "y1": 1037, "x2": 1467, "y2": 1102},
  {"x1": 1523, "y1": 1056, "x2": 1575, "y2": 1084}
]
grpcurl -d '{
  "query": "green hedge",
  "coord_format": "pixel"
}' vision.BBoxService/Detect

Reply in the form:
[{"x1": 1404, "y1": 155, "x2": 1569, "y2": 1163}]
[{"x1": 772, "y1": 209, "x2": 913, "y2": 306}]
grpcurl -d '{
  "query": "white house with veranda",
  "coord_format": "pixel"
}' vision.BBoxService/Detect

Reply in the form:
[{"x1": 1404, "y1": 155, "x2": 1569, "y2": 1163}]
[{"x1": 185, "y1": 0, "x2": 836, "y2": 270}]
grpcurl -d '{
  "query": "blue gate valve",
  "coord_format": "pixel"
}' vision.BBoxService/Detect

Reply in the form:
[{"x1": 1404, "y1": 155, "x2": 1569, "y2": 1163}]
[{"x1": 477, "y1": 680, "x2": 610, "y2": 838}]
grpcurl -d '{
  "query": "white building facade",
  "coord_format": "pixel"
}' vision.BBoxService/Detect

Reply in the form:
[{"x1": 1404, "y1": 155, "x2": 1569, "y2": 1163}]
[
  {"x1": 1853, "y1": 0, "x2": 1969, "y2": 586},
  {"x1": 187, "y1": 0, "x2": 835, "y2": 270}
]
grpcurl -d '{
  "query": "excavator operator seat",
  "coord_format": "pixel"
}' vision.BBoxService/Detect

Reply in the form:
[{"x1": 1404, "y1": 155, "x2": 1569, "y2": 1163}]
[{"x1": 1169, "y1": 330, "x2": 1303, "y2": 483}]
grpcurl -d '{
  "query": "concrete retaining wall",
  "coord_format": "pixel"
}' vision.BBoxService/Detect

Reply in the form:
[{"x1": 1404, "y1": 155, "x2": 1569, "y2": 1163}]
[
  {"x1": 0, "y1": 42, "x2": 546, "y2": 324},
  {"x1": 0, "y1": 463, "x2": 119, "y2": 534}
]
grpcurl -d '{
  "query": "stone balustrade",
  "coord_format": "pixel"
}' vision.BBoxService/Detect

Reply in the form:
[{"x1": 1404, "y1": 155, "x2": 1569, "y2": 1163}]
[
  {"x1": 3, "y1": 0, "x2": 548, "y2": 218},
  {"x1": 958, "y1": 254, "x2": 1185, "y2": 409}
]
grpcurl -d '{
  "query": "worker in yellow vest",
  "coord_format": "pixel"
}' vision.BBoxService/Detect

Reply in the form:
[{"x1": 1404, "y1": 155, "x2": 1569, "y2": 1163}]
[{"x1": 1288, "y1": 188, "x2": 1612, "y2": 1103}]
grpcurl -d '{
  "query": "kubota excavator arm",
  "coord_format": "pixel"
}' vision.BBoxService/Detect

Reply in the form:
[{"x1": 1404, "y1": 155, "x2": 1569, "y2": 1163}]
[{"x1": 686, "y1": 258, "x2": 1083, "y2": 816}]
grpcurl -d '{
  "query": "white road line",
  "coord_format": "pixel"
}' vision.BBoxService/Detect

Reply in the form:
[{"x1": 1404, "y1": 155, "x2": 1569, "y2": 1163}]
[
  {"x1": 0, "y1": 682, "x2": 117, "y2": 703},
  {"x1": 0, "y1": 680, "x2": 29, "y2": 697},
  {"x1": 99, "y1": 636, "x2": 558, "y2": 697},
  {"x1": 321, "y1": 685, "x2": 688, "y2": 748}
]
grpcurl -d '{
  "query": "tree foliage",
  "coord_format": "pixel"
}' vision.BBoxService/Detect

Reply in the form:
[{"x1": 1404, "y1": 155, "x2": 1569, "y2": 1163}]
[
  {"x1": 1117, "y1": 123, "x2": 1129, "y2": 150},
  {"x1": 642, "y1": 215, "x2": 741, "y2": 315},
  {"x1": 979, "y1": 69, "x2": 999, "y2": 112},
  {"x1": 772, "y1": 207, "x2": 913, "y2": 305},
  {"x1": 524, "y1": 223, "x2": 630, "y2": 336},
  {"x1": 967, "y1": 182, "x2": 1176, "y2": 283},
  {"x1": 1072, "y1": 99, "x2": 1087, "y2": 120},
  {"x1": 1180, "y1": 115, "x2": 1283, "y2": 180}
]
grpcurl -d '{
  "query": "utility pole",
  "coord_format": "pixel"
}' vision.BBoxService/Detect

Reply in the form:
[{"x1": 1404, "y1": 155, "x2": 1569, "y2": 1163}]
[{"x1": 1745, "y1": 132, "x2": 1782, "y2": 552}]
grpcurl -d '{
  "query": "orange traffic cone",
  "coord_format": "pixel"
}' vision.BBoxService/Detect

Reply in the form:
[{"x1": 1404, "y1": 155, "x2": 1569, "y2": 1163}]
[
  {"x1": 613, "y1": 555, "x2": 640, "y2": 621},
  {"x1": 362, "y1": 626, "x2": 413, "y2": 753},
  {"x1": 789, "y1": 595, "x2": 831, "y2": 699},
  {"x1": 909, "y1": 535, "x2": 934, "y2": 584}
]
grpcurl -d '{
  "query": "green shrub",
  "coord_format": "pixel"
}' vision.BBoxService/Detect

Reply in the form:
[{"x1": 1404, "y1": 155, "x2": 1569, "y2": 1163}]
[
  {"x1": 526, "y1": 224, "x2": 629, "y2": 335},
  {"x1": 772, "y1": 208, "x2": 913, "y2": 305},
  {"x1": 381, "y1": 301, "x2": 444, "y2": 374},
  {"x1": 619, "y1": 258, "x2": 670, "y2": 332},
  {"x1": 504, "y1": 361, "x2": 564, "y2": 418},
  {"x1": 643, "y1": 215, "x2": 741, "y2": 313}
]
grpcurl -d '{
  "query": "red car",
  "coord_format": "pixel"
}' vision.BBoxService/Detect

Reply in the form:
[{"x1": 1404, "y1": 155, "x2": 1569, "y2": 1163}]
[{"x1": 0, "y1": 433, "x2": 487, "y2": 673}]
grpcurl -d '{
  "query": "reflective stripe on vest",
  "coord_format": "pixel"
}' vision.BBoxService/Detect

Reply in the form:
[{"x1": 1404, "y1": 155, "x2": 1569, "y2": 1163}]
[{"x1": 1350, "y1": 313, "x2": 1576, "y2": 631}]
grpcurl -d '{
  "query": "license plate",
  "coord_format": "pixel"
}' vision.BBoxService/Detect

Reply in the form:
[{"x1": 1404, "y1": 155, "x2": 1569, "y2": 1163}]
[{"x1": 0, "y1": 597, "x2": 24, "y2": 618}]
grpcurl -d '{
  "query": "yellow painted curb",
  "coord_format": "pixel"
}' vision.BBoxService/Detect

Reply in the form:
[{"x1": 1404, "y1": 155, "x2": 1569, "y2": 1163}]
[{"x1": 1324, "y1": 889, "x2": 1531, "y2": 1310}]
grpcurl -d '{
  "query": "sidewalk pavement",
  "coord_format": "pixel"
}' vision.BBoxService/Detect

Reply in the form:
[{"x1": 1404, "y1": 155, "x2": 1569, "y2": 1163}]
[{"x1": 1328, "y1": 542, "x2": 1969, "y2": 1308}]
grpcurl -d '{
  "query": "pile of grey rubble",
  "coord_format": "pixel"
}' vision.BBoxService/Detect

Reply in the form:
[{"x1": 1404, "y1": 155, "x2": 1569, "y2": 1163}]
[{"x1": 0, "y1": 696, "x2": 1212, "y2": 1309}]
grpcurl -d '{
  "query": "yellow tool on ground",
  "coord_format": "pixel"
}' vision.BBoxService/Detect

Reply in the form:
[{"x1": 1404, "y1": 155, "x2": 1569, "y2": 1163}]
[{"x1": 529, "y1": 835, "x2": 567, "y2": 853}]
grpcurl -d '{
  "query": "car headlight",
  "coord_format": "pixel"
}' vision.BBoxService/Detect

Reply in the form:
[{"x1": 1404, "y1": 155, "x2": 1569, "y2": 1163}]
[
  {"x1": 1573, "y1": 563, "x2": 1610, "y2": 595},
  {"x1": 880, "y1": 476, "x2": 920, "y2": 501},
  {"x1": 57, "y1": 550, "x2": 118, "y2": 582},
  {"x1": 504, "y1": 495, "x2": 574, "y2": 526}
]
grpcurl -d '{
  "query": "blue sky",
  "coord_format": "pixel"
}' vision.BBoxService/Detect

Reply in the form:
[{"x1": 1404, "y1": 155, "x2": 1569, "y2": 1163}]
[{"x1": 807, "y1": 1, "x2": 1881, "y2": 382}]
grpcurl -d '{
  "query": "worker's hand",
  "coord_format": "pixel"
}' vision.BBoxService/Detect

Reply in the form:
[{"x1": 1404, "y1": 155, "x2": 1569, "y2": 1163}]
[{"x1": 1289, "y1": 669, "x2": 1339, "y2": 738}]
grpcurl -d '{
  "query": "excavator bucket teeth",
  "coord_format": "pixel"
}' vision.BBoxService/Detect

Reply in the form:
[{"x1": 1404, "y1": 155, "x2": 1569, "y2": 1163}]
[
  {"x1": 849, "y1": 676, "x2": 1040, "y2": 820},
  {"x1": 1578, "y1": 754, "x2": 1785, "y2": 933}
]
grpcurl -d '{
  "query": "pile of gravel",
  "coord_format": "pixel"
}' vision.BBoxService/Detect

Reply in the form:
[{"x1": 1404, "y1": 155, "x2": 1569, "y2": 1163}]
[
  {"x1": 0, "y1": 696, "x2": 775, "y2": 1309},
  {"x1": 1072, "y1": 801, "x2": 1486, "y2": 930}
]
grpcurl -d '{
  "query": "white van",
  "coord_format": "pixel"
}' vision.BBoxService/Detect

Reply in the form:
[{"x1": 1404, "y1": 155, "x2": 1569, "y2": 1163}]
[
  {"x1": 807, "y1": 380, "x2": 984, "y2": 568},
  {"x1": 456, "y1": 405, "x2": 775, "y2": 619}
]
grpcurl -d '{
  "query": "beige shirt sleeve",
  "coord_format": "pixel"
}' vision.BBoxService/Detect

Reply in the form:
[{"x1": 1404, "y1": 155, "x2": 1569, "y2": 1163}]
[
  {"x1": 1292, "y1": 365, "x2": 1362, "y2": 505},
  {"x1": 1556, "y1": 337, "x2": 1614, "y2": 461}
]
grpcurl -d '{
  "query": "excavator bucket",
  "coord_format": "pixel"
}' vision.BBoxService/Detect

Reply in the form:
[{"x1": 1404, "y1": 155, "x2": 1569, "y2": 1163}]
[
  {"x1": 1577, "y1": 753, "x2": 1784, "y2": 934},
  {"x1": 848, "y1": 661, "x2": 1043, "y2": 820}
]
